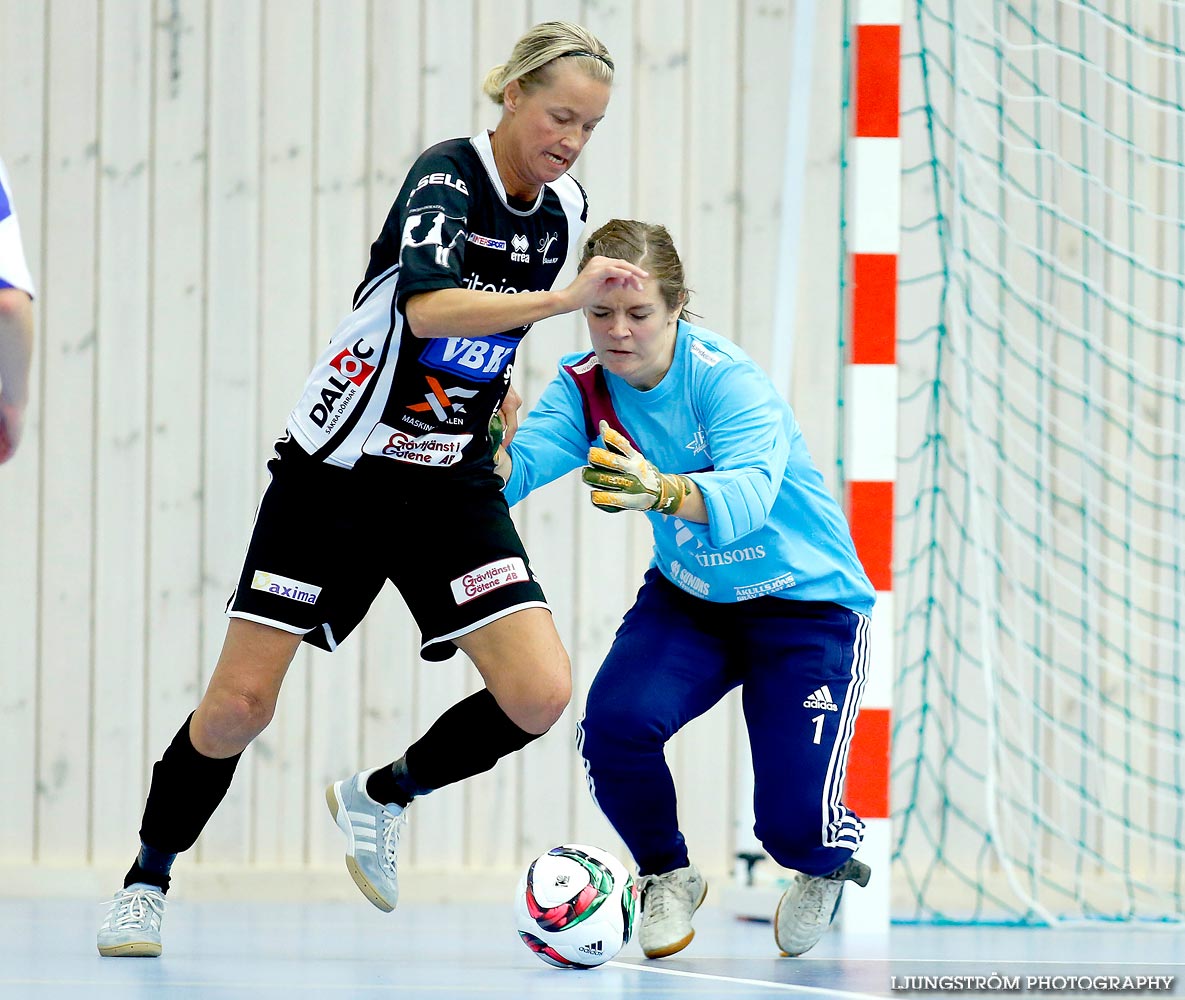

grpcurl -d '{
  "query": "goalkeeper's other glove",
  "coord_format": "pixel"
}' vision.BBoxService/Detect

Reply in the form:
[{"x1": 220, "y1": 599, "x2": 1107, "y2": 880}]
[{"x1": 582, "y1": 420, "x2": 691, "y2": 515}]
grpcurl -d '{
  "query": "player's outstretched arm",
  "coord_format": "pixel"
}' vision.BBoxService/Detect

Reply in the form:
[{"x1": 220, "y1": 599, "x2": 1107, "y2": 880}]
[{"x1": 404, "y1": 256, "x2": 649, "y2": 340}]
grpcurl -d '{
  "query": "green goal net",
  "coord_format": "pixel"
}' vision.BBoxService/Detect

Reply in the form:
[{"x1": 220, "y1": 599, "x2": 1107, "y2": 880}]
[{"x1": 892, "y1": 0, "x2": 1185, "y2": 923}]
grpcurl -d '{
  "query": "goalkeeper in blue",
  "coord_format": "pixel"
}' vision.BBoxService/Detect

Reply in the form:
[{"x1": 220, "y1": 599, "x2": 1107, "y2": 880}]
[{"x1": 497, "y1": 219, "x2": 876, "y2": 959}]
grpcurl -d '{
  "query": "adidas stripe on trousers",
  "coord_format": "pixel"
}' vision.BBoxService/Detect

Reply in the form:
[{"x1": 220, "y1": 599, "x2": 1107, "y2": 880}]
[{"x1": 577, "y1": 567, "x2": 870, "y2": 877}]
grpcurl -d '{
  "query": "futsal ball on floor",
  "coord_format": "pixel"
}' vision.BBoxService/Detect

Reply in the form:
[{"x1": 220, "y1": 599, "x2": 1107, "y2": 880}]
[{"x1": 513, "y1": 843, "x2": 637, "y2": 969}]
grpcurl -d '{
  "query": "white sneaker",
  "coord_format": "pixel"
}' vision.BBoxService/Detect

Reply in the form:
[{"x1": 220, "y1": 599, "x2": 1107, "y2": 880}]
[
  {"x1": 326, "y1": 767, "x2": 407, "y2": 912},
  {"x1": 96, "y1": 884, "x2": 166, "y2": 957},
  {"x1": 637, "y1": 863, "x2": 707, "y2": 958},
  {"x1": 774, "y1": 857, "x2": 871, "y2": 956}
]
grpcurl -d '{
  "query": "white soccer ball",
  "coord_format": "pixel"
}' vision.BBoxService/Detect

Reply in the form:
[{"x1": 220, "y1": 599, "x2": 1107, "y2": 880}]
[{"x1": 513, "y1": 843, "x2": 638, "y2": 969}]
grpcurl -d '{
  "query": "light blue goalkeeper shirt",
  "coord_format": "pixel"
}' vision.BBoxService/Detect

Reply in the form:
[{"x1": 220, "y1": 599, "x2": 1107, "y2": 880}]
[{"x1": 503, "y1": 320, "x2": 875, "y2": 613}]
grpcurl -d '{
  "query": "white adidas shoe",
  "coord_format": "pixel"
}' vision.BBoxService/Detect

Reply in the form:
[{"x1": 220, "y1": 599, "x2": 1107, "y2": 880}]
[
  {"x1": 637, "y1": 863, "x2": 707, "y2": 959},
  {"x1": 774, "y1": 857, "x2": 871, "y2": 956},
  {"x1": 97, "y1": 884, "x2": 166, "y2": 957},
  {"x1": 326, "y1": 767, "x2": 407, "y2": 912}
]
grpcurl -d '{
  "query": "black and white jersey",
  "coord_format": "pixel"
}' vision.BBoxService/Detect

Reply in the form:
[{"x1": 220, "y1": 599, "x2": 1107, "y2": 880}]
[{"x1": 285, "y1": 130, "x2": 587, "y2": 472}]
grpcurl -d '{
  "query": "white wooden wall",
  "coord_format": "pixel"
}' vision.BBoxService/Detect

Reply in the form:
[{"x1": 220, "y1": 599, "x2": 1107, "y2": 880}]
[{"x1": 0, "y1": 0, "x2": 847, "y2": 890}]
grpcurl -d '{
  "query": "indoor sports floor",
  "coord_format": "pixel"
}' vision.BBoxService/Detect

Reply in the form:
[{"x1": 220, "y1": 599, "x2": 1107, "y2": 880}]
[{"x1": 1, "y1": 895, "x2": 1180, "y2": 999}]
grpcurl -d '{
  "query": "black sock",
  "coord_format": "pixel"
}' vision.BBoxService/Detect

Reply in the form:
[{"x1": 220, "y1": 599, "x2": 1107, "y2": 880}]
[
  {"x1": 122, "y1": 842, "x2": 178, "y2": 893},
  {"x1": 366, "y1": 757, "x2": 416, "y2": 808},
  {"x1": 124, "y1": 860, "x2": 170, "y2": 893},
  {"x1": 126, "y1": 712, "x2": 243, "y2": 892},
  {"x1": 365, "y1": 689, "x2": 542, "y2": 807}
]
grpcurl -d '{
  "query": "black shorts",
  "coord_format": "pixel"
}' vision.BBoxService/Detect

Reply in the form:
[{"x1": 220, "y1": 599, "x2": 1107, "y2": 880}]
[{"x1": 226, "y1": 436, "x2": 549, "y2": 661}]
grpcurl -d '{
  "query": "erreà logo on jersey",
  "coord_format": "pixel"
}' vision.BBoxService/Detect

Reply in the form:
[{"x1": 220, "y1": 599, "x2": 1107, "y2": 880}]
[
  {"x1": 420, "y1": 332, "x2": 517, "y2": 383},
  {"x1": 309, "y1": 339, "x2": 376, "y2": 429}
]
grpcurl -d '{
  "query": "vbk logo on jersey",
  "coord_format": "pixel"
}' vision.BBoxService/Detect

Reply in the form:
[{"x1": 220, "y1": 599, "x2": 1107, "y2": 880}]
[
  {"x1": 420, "y1": 333, "x2": 517, "y2": 382},
  {"x1": 309, "y1": 339, "x2": 376, "y2": 429}
]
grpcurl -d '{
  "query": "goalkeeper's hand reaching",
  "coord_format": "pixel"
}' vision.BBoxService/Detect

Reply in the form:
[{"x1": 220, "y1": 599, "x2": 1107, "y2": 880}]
[
  {"x1": 490, "y1": 383, "x2": 521, "y2": 484},
  {"x1": 488, "y1": 411, "x2": 506, "y2": 456},
  {"x1": 582, "y1": 420, "x2": 691, "y2": 515}
]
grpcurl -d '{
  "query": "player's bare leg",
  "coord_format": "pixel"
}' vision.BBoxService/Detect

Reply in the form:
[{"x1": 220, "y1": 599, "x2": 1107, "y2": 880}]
[{"x1": 98, "y1": 620, "x2": 302, "y2": 957}]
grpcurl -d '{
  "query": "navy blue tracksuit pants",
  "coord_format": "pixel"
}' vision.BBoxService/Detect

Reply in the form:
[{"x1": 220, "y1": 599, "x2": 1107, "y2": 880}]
[{"x1": 577, "y1": 568, "x2": 871, "y2": 877}]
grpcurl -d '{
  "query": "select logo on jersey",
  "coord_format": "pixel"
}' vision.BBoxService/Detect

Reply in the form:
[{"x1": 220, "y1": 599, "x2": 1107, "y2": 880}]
[
  {"x1": 420, "y1": 333, "x2": 517, "y2": 382},
  {"x1": 408, "y1": 375, "x2": 478, "y2": 421},
  {"x1": 409, "y1": 171, "x2": 468, "y2": 199},
  {"x1": 467, "y1": 232, "x2": 506, "y2": 250},
  {"x1": 804, "y1": 685, "x2": 839, "y2": 712},
  {"x1": 450, "y1": 556, "x2": 530, "y2": 605},
  {"x1": 250, "y1": 570, "x2": 320, "y2": 605},
  {"x1": 362, "y1": 423, "x2": 471, "y2": 467},
  {"x1": 510, "y1": 234, "x2": 530, "y2": 262},
  {"x1": 309, "y1": 339, "x2": 376, "y2": 429}
]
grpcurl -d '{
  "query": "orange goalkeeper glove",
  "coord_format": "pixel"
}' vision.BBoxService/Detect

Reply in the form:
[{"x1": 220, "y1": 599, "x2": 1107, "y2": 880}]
[{"x1": 582, "y1": 420, "x2": 691, "y2": 515}]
